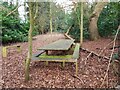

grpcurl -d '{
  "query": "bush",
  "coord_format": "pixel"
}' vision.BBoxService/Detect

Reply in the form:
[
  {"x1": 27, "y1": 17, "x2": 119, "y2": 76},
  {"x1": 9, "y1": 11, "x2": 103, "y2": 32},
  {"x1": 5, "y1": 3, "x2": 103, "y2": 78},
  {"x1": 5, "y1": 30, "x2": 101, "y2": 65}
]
[
  {"x1": 1, "y1": 2, "x2": 30, "y2": 44},
  {"x1": 98, "y1": 2, "x2": 119, "y2": 37}
]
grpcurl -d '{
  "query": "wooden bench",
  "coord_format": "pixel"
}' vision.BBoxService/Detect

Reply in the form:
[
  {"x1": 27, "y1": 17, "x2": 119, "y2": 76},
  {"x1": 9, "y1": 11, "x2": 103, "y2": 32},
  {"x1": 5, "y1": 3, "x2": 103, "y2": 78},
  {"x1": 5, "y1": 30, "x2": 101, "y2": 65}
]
[
  {"x1": 2, "y1": 45, "x2": 21, "y2": 57},
  {"x1": 32, "y1": 43, "x2": 80, "y2": 75}
]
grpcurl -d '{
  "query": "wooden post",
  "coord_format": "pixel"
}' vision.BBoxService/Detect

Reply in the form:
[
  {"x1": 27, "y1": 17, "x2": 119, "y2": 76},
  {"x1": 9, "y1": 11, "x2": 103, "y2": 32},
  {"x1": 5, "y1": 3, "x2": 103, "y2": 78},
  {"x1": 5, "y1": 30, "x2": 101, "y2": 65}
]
[
  {"x1": 46, "y1": 61, "x2": 48, "y2": 66},
  {"x1": 62, "y1": 61, "x2": 65, "y2": 67},
  {"x1": 17, "y1": 46, "x2": 21, "y2": 52},
  {"x1": 75, "y1": 61, "x2": 78, "y2": 75},
  {"x1": 2, "y1": 47, "x2": 7, "y2": 57}
]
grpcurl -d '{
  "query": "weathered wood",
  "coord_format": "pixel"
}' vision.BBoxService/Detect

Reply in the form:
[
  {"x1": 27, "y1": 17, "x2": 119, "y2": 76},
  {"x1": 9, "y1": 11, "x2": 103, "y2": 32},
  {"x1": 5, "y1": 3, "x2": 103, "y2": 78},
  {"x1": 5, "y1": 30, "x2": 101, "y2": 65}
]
[
  {"x1": 2, "y1": 47, "x2": 7, "y2": 57},
  {"x1": 65, "y1": 26, "x2": 72, "y2": 35},
  {"x1": 39, "y1": 54, "x2": 72, "y2": 59},
  {"x1": 2, "y1": 45, "x2": 21, "y2": 57},
  {"x1": 33, "y1": 50, "x2": 45, "y2": 57},
  {"x1": 32, "y1": 57, "x2": 77, "y2": 62},
  {"x1": 75, "y1": 61, "x2": 78, "y2": 75},
  {"x1": 64, "y1": 33, "x2": 75, "y2": 41},
  {"x1": 38, "y1": 39, "x2": 74, "y2": 50},
  {"x1": 32, "y1": 43, "x2": 79, "y2": 75},
  {"x1": 73, "y1": 43, "x2": 80, "y2": 59},
  {"x1": 6, "y1": 45, "x2": 20, "y2": 48}
]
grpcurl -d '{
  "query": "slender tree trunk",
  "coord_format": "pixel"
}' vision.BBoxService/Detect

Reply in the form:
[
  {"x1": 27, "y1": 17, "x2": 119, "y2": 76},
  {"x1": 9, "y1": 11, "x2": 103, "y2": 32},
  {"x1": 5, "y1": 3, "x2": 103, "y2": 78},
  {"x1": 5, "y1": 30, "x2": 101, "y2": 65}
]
[
  {"x1": 24, "y1": 0, "x2": 27, "y2": 23},
  {"x1": 89, "y1": 2, "x2": 108, "y2": 40},
  {"x1": 50, "y1": 2, "x2": 52, "y2": 34},
  {"x1": 118, "y1": 29, "x2": 120, "y2": 85},
  {"x1": 41, "y1": 27, "x2": 44, "y2": 34},
  {"x1": 76, "y1": 2, "x2": 83, "y2": 45},
  {"x1": 25, "y1": 2, "x2": 34, "y2": 81},
  {"x1": 80, "y1": 2, "x2": 83, "y2": 45}
]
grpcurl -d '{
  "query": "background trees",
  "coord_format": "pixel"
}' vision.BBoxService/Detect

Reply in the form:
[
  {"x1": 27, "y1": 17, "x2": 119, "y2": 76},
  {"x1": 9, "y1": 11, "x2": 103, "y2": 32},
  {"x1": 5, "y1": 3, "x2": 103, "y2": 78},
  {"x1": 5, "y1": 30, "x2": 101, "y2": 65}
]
[{"x1": 1, "y1": 1, "x2": 119, "y2": 44}]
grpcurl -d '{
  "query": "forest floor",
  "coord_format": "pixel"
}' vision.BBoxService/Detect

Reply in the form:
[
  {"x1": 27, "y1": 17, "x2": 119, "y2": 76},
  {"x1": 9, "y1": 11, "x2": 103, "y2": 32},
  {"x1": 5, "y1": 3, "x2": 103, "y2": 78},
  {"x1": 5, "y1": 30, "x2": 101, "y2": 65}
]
[{"x1": 2, "y1": 32, "x2": 119, "y2": 88}]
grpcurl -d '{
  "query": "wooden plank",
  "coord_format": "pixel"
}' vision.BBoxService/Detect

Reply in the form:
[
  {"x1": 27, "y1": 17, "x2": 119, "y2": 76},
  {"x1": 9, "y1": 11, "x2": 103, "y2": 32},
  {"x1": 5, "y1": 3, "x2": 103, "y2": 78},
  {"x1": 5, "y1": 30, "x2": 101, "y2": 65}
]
[
  {"x1": 39, "y1": 54, "x2": 72, "y2": 59},
  {"x1": 32, "y1": 57, "x2": 77, "y2": 62},
  {"x1": 7, "y1": 45, "x2": 20, "y2": 48},
  {"x1": 33, "y1": 50, "x2": 45, "y2": 57},
  {"x1": 73, "y1": 43, "x2": 80, "y2": 59},
  {"x1": 38, "y1": 39, "x2": 74, "y2": 50}
]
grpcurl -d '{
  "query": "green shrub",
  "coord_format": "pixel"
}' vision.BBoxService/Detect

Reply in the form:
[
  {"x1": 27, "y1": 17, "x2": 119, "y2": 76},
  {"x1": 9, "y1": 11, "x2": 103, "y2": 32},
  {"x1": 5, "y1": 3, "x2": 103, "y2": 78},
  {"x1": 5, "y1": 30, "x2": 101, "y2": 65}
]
[
  {"x1": 1, "y1": 2, "x2": 30, "y2": 44},
  {"x1": 98, "y1": 2, "x2": 119, "y2": 37}
]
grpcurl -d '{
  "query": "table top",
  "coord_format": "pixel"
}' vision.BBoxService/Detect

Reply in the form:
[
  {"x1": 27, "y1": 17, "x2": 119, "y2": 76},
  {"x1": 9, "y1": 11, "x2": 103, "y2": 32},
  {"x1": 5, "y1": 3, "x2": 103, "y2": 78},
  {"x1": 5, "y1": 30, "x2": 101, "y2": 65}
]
[{"x1": 38, "y1": 39, "x2": 74, "y2": 51}]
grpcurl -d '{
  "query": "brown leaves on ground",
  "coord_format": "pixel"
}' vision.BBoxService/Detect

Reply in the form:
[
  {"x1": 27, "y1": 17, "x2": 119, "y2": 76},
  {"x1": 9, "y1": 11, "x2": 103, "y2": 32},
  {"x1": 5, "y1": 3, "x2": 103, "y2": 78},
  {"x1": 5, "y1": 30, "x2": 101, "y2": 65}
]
[{"x1": 2, "y1": 33, "x2": 119, "y2": 88}]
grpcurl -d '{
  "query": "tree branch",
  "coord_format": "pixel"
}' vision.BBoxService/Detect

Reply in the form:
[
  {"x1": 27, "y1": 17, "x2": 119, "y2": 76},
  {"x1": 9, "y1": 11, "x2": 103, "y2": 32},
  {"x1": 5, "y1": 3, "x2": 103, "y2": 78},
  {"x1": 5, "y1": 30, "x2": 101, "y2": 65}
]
[
  {"x1": 34, "y1": 1, "x2": 38, "y2": 20},
  {"x1": 100, "y1": 25, "x2": 120, "y2": 88},
  {"x1": 6, "y1": 5, "x2": 22, "y2": 17}
]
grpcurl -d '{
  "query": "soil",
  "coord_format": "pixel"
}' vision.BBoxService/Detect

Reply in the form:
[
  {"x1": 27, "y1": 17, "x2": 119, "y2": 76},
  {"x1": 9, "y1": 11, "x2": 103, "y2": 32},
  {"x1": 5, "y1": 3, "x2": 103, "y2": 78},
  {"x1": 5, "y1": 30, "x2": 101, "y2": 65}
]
[{"x1": 1, "y1": 33, "x2": 119, "y2": 88}]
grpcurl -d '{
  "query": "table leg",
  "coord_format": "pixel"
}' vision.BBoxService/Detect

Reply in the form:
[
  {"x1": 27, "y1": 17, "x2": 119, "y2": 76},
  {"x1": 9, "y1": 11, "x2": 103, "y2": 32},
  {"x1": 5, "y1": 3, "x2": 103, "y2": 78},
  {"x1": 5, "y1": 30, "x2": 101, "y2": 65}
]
[
  {"x1": 62, "y1": 61, "x2": 65, "y2": 67},
  {"x1": 45, "y1": 50, "x2": 48, "y2": 55},
  {"x1": 75, "y1": 61, "x2": 78, "y2": 75},
  {"x1": 45, "y1": 61, "x2": 48, "y2": 66}
]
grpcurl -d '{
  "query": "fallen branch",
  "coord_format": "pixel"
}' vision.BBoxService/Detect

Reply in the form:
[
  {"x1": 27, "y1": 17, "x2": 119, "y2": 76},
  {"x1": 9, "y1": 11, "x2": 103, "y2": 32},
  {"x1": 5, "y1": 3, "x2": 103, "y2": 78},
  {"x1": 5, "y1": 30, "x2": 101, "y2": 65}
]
[
  {"x1": 98, "y1": 40, "x2": 114, "y2": 56},
  {"x1": 100, "y1": 25, "x2": 120, "y2": 87},
  {"x1": 80, "y1": 47, "x2": 110, "y2": 60},
  {"x1": 86, "y1": 52, "x2": 93, "y2": 60},
  {"x1": 84, "y1": 52, "x2": 93, "y2": 65},
  {"x1": 65, "y1": 26, "x2": 72, "y2": 35},
  {"x1": 64, "y1": 33, "x2": 75, "y2": 41}
]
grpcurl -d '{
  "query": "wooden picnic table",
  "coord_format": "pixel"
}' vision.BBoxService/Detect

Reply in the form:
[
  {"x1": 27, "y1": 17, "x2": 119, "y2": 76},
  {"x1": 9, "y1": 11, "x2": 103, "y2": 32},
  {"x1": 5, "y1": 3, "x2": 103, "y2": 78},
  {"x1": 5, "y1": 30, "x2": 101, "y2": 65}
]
[
  {"x1": 38, "y1": 39, "x2": 74, "y2": 51},
  {"x1": 32, "y1": 39, "x2": 79, "y2": 75}
]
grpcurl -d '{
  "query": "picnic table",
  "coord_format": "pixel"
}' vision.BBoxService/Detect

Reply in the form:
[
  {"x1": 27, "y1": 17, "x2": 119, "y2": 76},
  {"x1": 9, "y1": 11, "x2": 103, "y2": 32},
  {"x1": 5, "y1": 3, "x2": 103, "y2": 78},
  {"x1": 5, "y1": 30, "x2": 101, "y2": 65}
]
[
  {"x1": 32, "y1": 39, "x2": 80, "y2": 75},
  {"x1": 38, "y1": 39, "x2": 74, "y2": 51}
]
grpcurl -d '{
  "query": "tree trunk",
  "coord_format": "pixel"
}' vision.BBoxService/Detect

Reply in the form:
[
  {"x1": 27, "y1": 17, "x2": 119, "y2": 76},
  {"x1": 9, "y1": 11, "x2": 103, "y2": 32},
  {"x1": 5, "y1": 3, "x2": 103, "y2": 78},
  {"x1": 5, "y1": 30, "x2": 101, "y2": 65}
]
[
  {"x1": 50, "y1": 2, "x2": 53, "y2": 34},
  {"x1": 89, "y1": 2, "x2": 108, "y2": 40},
  {"x1": 76, "y1": 2, "x2": 83, "y2": 45},
  {"x1": 80, "y1": 2, "x2": 83, "y2": 45},
  {"x1": 25, "y1": 2, "x2": 34, "y2": 81},
  {"x1": 118, "y1": 43, "x2": 120, "y2": 85}
]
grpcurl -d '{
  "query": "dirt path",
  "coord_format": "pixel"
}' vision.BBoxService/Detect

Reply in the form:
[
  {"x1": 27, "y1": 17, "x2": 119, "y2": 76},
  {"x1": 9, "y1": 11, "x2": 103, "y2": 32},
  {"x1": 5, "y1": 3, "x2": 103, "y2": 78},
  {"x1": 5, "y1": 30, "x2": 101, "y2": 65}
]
[{"x1": 2, "y1": 33, "x2": 118, "y2": 88}]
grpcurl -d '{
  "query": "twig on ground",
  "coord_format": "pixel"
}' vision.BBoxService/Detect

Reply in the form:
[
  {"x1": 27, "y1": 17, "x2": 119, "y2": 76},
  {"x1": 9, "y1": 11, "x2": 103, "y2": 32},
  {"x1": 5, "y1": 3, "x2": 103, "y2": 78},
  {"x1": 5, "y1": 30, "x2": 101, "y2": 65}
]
[
  {"x1": 97, "y1": 41, "x2": 114, "y2": 61},
  {"x1": 80, "y1": 47, "x2": 110, "y2": 60},
  {"x1": 98, "y1": 41, "x2": 114, "y2": 56},
  {"x1": 71, "y1": 74, "x2": 85, "y2": 86},
  {"x1": 84, "y1": 52, "x2": 93, "y2": 65}
]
